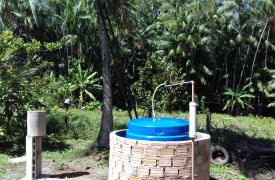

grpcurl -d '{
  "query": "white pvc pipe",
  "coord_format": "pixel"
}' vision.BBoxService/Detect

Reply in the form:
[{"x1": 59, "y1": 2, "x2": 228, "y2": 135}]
[
  {"x1": 152, "y1": 83, "x2": 165, "y2": 120},
  {"x1": 189, "y1": 102, "x2": 197, "y2": 138}
]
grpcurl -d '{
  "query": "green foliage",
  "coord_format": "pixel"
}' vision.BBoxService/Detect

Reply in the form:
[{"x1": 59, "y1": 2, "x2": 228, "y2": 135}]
[
  {"x1": 138, "y1": 0, "x2": 275, "y2": 114},
  {"x1": 45, "y1": 108, "x2": 101, "y2": 140},
  {"x1": 30, "y1": 60, "x2": 102, "y2": 111},
  {"x1": 132, "y1": 55, "x2": 187, "y2": 113},
  {"x1": 0, "y1": 0, "x2": 275, "y2": 151},
  {"x1": 69, "y1": 111, "x2": 100, "y2": 140},
  {"x1": 0, "y1": 154, "x2": 10, "y2": 168},
  {"x1": 46, "y1": 109, "x2": 67, "y2": 137},
  {"x1": 30, "y1": 72, "x2": 70, "y2": 109},
  {"x1": 44, "y1": 42, "x2": 62, "y2": 51},
  {"x1": 45, "y1": 108, "x2": 129, "y2": 141},
  {"x1": 68, "y1": 60, "x2": 102, "y2": 108},
  {"x1": 210, "y1": 164, "x2": 248, "y2": 180},
  {"x1": 82, "y1": 101, "x2": 102, "y2": 111},
  {"x1": 198, "y1": 96, "x2": 209, "y2": 114},
  {"x1": 222, "y1": 83, "x2": 255, "y2": 115},
  {"x1": 0, "y1": 31, "x2": 42, "y2": 144},
  {"x1": 265, "y1": 70, "x2": 275, "y2": 107}
]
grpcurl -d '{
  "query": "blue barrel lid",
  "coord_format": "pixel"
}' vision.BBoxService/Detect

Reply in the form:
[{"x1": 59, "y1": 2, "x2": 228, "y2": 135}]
[{"x1": 126, "y1": 117, "x2": 189, "y2": 141}]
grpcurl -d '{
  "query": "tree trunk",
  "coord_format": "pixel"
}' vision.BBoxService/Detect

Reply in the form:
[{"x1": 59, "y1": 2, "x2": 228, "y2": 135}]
[{"x1": 96, "y1": 0, "x2": 113, "y2": 149}]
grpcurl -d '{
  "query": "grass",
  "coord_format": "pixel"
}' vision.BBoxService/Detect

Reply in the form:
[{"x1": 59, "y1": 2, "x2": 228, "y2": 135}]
[
  {"x1": 0, "y1": 109, "x2": 275, "y2": 179},
  {"x1": 43, "y1": 138, "x2": 109, "y2": 171},
  {"x1": 210, "y1": 164, "x2": 248, "y2": 180},
  {"x1": 0, "y1": 153, "x2": 25, "y2": 180},
  {"x1": 43, "y1": 139, "x2": 92, "y2": 163},
  {"x1": 0, "y1": 154, "x2": 10, "y2": 177},
  {"x1": 152, "y1": 111, "x2": 275, "y2": 147}
]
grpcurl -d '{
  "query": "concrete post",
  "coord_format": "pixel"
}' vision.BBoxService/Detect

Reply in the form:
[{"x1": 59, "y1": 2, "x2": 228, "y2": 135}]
[
  {"x1": 27, "y1": 111, "x2": 46, "y2": 136},
  {"x1": 26, "y1": 111, "x2": 46, "y2": 180}
]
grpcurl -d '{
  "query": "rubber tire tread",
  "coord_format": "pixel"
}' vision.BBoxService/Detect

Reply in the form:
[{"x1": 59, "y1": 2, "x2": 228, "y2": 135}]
[{"x1": 210, "y1": 145, "x2": 229, "y2": 165}]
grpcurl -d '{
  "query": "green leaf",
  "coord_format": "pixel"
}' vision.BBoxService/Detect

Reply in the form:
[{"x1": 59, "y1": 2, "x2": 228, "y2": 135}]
[
  {"x1": 257, "y1": 81, "x2": 264, "y2": 92},
  {"x1": 264, "y1": 89, "x2": 270, "y2": 97},
  {"x1": 239, "y1": 94, "x2": 255, "y2": 98},
  {"x1": 223, "y1": 87, "x2": 235, "y2": 96},
  {"x1": 202, "y1": 65, "x2": 213, "y2": 76},
  {"x1": 176, "y1": 45, "x2": 182, "y2": 55},
  {"x1": 168, "y1": 49, "x2": 175, "y2": 58},
  {"x1": 268, "y1": 102, "x2": 275, "y2": 107},
  {"x1": 177, "y1": 33, "x2": 185, "y2": 41},
  {"x1": 222, "y1": 100, "x2": 231, "y2": 111},
  {"x1": 267, "y1": 80, "x2": 275, "y2": 89},
  {"x1": 182, "y1": 51, "x2": 186, "y2": 58},
  {"x1": 199, "y1": 76, "x2": 206, "y2": 85},
  {"x1": 190, "y1": 67, "x2": 196, "y2": 74},
  {"x1": 186, "y1": 60, "x2": 192, "y2": 68},
  {"x1": 237, "y1": 98, "x2": 244, "y2": 108},
  {"x1": 243, "y1": 101, "x2": 253, "y2": 109},
  {"x1": 237, "y1": 34, "x2": 242, "y2": 42},
  {"x1": 84, "y1": 89, "x2": 96, "y2": 100},
  {"x1": 242, "y1": 82, "x2": 253, "y2": 91},
  {"x1": 86, "y1": 72, "x2": 97, "y2": 80}
]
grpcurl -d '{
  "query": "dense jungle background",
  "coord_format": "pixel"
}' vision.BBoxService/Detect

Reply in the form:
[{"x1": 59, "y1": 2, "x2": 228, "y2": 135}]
[{"x1": 0, "y1": 0, "x2": 275, "y2": 147}]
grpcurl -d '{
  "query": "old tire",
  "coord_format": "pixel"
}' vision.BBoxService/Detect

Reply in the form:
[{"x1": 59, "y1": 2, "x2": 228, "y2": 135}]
[{"x1": 210, "y1": 145, "x2": 229, "y2": 165}]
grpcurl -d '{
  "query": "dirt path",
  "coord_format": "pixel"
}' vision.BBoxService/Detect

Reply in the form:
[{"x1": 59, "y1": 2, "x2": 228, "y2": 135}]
[
  {"x1": 41, "y1": 156, "x2": 108, "y2": 179},
  {"x1": 4, "y1": 155, "x2": 108, "y2": 180}
]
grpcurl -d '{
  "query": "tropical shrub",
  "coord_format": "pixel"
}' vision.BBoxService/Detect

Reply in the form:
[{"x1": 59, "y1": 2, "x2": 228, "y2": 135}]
[
  {"x1": 222, "y1": 83, "x2": 255, "y2": 115},
  {"x1": 0, "y1": 31, "x2": 42, "y2": 144},
  {"x1": 68, "y1": 59, "x2": 102, "y2": 108},
  {"x1": 132, "y1": 54, "x2": 187, "y2": 114}
]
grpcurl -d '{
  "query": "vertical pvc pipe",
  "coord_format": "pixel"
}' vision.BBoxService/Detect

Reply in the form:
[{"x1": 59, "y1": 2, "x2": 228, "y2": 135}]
[
  {"x1": 190, "y1": 81, "x2": 196, "y2": 180},
  {"x1": 189, "y1": 102, "x2": 197, "y2": 180},
  {"x1": 189, "y1": 102, "x2": 197, "y2": 138}
]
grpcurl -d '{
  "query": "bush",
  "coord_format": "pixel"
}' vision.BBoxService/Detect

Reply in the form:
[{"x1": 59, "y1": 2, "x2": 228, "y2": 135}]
[
  {"x1": 46, "y1": 108, "x2": 102, "y2": 141},
  {"x1": 132, "y1": 55, "x2": 188, "y2": 114}
]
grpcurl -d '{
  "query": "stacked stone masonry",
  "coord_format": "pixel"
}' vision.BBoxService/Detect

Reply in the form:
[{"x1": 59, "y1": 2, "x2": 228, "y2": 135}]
[{"x1": 109, "y1": 131, "x2": 210, "y2": 180}]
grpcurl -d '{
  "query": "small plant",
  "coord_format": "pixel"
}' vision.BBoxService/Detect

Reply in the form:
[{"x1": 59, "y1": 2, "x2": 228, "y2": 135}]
[
  {"x1": 199, "y1": 96, "x2": 209, "y2": 113},
  {"x1": 69, "y1": 60, "x2": 102, "y2": 109},
  {"x1": 82, "y1": 101, "x2": 102, "y2": 111},
  {"x1": 222, "y1": 83, "x2": 255, "y2": 115}
]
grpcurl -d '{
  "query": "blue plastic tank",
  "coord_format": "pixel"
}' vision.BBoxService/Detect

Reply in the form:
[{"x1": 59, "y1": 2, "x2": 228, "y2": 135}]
[{"x1": 126, "y1": 117, "x2": 189, "y2": 141}]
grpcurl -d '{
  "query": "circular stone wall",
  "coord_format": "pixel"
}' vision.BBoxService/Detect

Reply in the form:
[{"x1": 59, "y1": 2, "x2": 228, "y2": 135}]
[{"x1": 109, "y1": 130, "x2": 210, "y2": 180}]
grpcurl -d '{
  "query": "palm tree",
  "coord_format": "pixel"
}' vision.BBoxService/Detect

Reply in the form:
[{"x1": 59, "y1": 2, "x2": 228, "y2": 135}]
[{"x1": 96, "y1": 0, "x2": 113, "y2": 149}]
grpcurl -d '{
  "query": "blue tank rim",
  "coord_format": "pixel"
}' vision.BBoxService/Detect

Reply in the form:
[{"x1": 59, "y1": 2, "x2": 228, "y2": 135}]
[{"x1": 127, "y1": 117, "x2": 189, "y2": 128}]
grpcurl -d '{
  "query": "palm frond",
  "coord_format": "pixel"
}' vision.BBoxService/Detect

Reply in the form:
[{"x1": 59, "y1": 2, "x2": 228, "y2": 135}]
[
  {"x1": 28, "y1": 0, "x2": 38, "y2": 25},
  {"x1": 239, "y1": 94, "x2": 255, "y2": 98}
]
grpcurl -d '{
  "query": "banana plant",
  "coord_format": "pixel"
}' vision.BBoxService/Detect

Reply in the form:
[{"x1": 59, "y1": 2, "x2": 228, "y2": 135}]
[
  {"x1": 222, "y1": 82, "x2": 255, "y2": 115},
  {"x1": 69, "y1": 60, "x2": 102, "y2": 108}
]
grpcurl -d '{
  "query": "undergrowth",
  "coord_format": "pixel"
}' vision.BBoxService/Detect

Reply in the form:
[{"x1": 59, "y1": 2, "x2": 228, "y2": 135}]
[{"x1": 0, "y1": 109, "x2": 274, "y2": 180}]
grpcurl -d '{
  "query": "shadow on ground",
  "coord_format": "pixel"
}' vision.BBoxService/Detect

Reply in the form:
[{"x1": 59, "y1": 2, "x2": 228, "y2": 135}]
[
  {"x1": 50, "y1": 172, "x2": 90, "y2": 178},
  {"x1": 209, "y1": 125, "x2": 275, "y2": 179},
  {"x1": 43, "y1": 136, "x2": 71, "y2": 152}
]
